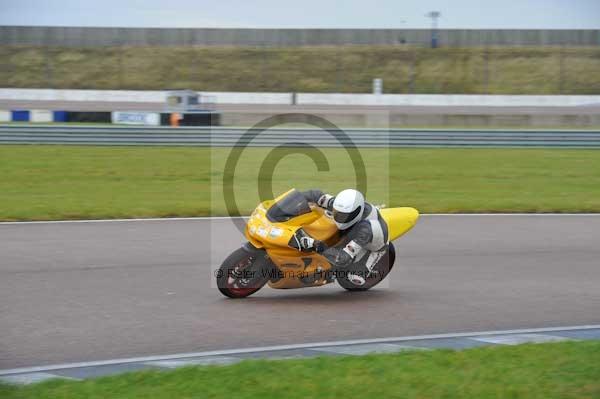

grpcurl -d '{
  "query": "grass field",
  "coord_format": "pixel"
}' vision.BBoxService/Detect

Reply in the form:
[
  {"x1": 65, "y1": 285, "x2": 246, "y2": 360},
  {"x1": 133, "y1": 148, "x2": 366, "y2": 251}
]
[
  {"x1": 1, "y1": 46, "x2": 599, "y2": 94},
  {"x1": 1, "y1": 145, "x2": 600, "y2": 221},
  {"x1": 1, "y1": 341, "x2": 599, "y2": 399}
]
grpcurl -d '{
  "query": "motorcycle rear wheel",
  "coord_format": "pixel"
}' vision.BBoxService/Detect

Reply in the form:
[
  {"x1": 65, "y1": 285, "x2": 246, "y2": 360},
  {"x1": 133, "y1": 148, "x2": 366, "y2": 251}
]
[
  {"x1": 337, "y1": 242, "x2": 396, "y2": 292},
  {"x1": 217, "y1": 245, "x2": 273, "y2": 298}
]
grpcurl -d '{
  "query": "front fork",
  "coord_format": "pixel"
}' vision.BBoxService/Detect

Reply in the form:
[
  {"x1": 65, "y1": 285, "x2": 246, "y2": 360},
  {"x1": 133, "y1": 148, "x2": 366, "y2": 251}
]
[{"x1": 241, "y1": 241, "x2": 275, "y2": 275}]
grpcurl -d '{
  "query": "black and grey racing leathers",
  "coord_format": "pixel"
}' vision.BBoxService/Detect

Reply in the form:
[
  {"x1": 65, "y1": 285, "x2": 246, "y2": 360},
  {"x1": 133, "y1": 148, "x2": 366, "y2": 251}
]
[{"x1": 300, "y1": 189, "x2": 389, "y2": 269}]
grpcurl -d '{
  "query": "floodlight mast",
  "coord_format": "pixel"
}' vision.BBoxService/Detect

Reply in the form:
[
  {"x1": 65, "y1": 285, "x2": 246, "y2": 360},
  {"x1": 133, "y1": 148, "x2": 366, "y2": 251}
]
[{"x1": 426, "y1": 11, "x2": 441, "y2": 48}]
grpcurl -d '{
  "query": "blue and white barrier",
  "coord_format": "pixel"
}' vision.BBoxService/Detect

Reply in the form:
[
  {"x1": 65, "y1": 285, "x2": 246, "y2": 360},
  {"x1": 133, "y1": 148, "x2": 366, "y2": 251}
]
[
  {"x1": 1, "y1": 110, "x2": 71, "y2": 123},
  {"x1": 53, "y1": 111, "x2": 68, "y2": 122},
  {"x1": 11, "y1": 110, "x2": 30, "y2": 122},
  {"x1": 31, "y1": 110, "x2": 54, "y2": 123},
  {"x1": 0, "y1": 110, "x2": 10, "y2": 122},
  {"x1": 0, "y1": 109, "x2": 217, "y2": 126}
]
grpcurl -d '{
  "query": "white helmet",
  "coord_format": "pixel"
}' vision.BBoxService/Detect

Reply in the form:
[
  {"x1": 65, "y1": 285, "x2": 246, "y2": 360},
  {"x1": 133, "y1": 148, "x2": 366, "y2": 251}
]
[{"x1": 332, "y1": 189, "x2": 365, "y2": 230}]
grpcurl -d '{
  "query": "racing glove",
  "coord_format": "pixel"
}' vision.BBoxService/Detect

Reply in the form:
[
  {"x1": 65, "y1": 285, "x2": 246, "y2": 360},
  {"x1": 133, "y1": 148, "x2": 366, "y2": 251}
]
[
  {"x1": 299, "y1": 236, "x2": 326, "y2": 253},
  {"x1": 316, "y1": 194, "x2": 334, "y2": 210}
]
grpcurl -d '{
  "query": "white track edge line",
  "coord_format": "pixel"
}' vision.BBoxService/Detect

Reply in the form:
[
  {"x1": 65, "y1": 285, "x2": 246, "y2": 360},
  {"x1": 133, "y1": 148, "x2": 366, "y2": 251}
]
[
  {"x1": 0, "y1": 216, "x2": 246, "y2": 225},
  {"x1": 1, "y1": 324, "x2": 599, "y2": 376},
  {"x1": 1, "y1": 213, "x2": 599, "y2": 225}
]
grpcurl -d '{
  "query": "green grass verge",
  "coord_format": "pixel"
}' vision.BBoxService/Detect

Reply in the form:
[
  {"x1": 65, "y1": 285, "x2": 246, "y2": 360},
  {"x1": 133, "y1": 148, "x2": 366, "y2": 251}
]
[
  {"x1": 1, "y1": 341, "x2": 599, "y2": 398},
  {"x1": 1, "y1": 145, "x2": 600, "y2": 221},
  {"x1": 2, "y1": 45, "x2": 599, "y2": 94}
]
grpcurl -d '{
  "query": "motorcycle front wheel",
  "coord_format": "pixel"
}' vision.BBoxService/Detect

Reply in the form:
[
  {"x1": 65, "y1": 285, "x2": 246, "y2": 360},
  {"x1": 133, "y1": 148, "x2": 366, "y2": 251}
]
[
  {"x1": 217, "y1": 244, "x2": 273, "y2": 298},
  {"x1": 337, "y1": 242, "x2": 396, "y2": 292}
]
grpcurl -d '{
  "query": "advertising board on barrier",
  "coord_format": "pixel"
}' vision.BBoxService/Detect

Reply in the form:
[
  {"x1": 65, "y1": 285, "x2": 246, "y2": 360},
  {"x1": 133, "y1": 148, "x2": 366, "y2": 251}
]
[{"x1": 111, "y1": 111, "x2": 160, "y2": 126}]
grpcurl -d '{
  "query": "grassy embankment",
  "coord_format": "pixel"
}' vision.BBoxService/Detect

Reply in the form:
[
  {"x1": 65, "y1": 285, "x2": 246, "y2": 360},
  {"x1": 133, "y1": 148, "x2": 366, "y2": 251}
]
[
  {"x1": 1, "y1": 145, "x2": 599, "y2": 221},
  {"x1": 1, "y1": 341, "x2": 599, "y2": 399},
  {"x1": 1, "y1": 46, "x2": 599, "y2": 94}
]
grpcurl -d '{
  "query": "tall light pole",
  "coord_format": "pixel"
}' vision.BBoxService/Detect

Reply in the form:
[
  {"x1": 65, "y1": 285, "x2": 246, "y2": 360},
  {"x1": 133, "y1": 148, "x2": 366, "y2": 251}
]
[{"x1": 426, "y1": 11, "x2": 441, "y2": 48}]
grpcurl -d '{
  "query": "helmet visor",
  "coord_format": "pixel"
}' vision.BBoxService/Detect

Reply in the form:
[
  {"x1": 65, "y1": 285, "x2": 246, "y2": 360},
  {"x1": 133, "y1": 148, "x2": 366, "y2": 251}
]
[{"x1": 333, "y1": 206, "x2": 362, "y2": 224}]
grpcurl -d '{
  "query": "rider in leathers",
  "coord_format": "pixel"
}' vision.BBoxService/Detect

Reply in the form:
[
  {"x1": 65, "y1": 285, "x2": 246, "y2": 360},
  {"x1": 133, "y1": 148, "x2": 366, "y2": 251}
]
[{"x1": 298, "y1": 189, "x2": 390, "y2": 281}]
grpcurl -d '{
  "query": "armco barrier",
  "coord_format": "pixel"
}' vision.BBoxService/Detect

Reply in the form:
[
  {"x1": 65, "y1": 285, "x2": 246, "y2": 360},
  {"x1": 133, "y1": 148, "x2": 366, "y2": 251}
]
[{"x1": 1, "y1": 125, "x2": 600, "y2": 148}]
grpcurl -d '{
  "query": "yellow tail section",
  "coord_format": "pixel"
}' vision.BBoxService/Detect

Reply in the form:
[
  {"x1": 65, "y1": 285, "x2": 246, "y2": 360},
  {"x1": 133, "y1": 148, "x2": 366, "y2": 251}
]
[{"x1": 380, "y1": 207, "x2": 419, "y2": 241}]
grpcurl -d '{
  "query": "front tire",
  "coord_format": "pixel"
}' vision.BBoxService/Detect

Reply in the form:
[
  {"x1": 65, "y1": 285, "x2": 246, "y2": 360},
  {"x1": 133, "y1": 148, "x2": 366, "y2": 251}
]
[
  {"x1": 337, "y1": 242, "x2": 396, "y2": 292},
  {"x1": 217, "y1": 244, "x2": 273, "y2": 298}
]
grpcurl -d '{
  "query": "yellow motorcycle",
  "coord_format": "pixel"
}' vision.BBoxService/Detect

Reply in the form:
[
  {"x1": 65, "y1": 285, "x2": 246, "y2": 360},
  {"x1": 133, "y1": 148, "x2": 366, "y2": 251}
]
[{"x1": 217, "y1": 189, "x2": 419, "y2": 298}]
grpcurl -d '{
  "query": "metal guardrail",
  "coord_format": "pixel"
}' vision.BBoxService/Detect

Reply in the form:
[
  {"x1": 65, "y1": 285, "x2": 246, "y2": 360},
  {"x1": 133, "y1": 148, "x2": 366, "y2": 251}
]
[{"x1": 1, "y1": 125, "x2": 600, "y2": 148}]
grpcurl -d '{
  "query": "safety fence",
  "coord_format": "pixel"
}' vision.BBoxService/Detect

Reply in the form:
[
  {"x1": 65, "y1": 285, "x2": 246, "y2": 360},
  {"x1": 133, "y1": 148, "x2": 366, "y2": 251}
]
[{"x1": 1, "y1": 125, "x2": 600, "y2": 147}]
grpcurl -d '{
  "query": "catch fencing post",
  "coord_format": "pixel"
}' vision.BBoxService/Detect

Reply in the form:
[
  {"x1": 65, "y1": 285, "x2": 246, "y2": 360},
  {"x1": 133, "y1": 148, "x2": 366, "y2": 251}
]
[
  {"x1": 483, "y1": 48, "x2": 490, "y2": 94},
  {"x1": 409, "y1": 50, "x2": 417, "y2": 93},
  {"x1": 427, "y1": 11, "x2": 441, "y2": 49},
  {"x1": 373, "y1": 78, "x2": 383, "y2": 95},
  {"x1": 559, "y1": 45, "x2": 566, "y2": 94}
]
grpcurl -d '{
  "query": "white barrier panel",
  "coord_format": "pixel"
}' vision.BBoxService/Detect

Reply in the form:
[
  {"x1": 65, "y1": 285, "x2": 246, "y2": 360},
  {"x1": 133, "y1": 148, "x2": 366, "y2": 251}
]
[
  {"x1": 296, "y1": 93, "x2": 600, "y2": 107},
  {"x1": 30, "y1": 110, "x2": 53, "y2": 123},
  {"x1": 0, "y1": 110, "x2": 10, "y2": 122},
  {"x1": 2, "y1": 88, "x2": 600, "y2": 107},
  {"x1": 199, "y1": 92, "x2": 293, "y2": 105},
  {"x1": 0, "y1": 89, "x2": 293, "y2": 105},
  {"x1": 112, "y1": 111, "x2": 160, "y2": 126},
  {"x1": 0, "y1": 89, "x2": 167, "y2": 103}
]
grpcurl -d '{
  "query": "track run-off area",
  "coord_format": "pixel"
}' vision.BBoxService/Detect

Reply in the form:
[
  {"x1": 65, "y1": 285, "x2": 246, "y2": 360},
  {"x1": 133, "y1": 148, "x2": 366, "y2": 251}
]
[{"x1": 1, "y1": 214, "x2": 599, "y2": 370}]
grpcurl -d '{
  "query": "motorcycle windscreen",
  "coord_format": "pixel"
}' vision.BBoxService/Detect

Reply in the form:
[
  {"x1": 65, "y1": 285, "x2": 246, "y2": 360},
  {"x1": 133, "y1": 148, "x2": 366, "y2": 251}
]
[
  {"x1": 379, "y1": 207, "x2": 419, "y2": 241},
  {"x1": 266, "y1": 189, "x2": 312, "y2": 223}
]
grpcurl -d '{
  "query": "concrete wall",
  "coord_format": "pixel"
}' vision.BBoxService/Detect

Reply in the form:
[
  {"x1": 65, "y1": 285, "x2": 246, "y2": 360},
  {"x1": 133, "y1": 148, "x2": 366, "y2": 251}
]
[
  {"x1": 0, "y1": 89, "x2": 167, "y2": 103},
  {"x1": 2, "y1": 88, "x2": 600, "y2": 107},
  {"x1": 0, "y1": 89, "x2": 294, "y2": 105},
  {"x1": 1, "y1": 26, "x2": 599, "y2": 47},
  {"x1": 3, "y1": 89, "x2": 599, "y2": 127},
  {"x1": 296, "y1": 94, "x2": 600, "y2": 107}
]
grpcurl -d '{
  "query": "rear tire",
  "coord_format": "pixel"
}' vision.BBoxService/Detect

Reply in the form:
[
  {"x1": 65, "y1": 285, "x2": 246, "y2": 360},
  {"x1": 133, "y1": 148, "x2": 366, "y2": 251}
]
[
  {"x1": 337, "y1": 242, "x2": 396, "y2": 292},
  {"x1": 217, "y1": 244, "x2": 273, "y2": 298}
]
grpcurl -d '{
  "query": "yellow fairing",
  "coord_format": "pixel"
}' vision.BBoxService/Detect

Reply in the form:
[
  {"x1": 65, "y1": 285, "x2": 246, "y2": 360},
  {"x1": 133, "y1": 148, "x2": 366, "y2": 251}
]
[
  {"x1": 244, "y1": 188, "x2": 419, "y2": 289},
  {"x1": 244, "y1": 201, "x2": 338, "y2": 250},
  {"x1": 245, "y1": 205, "x2": 338, "y2": 289},
  {"x1": 380, "y1": 207, "x2": 420, "y2": 241}
]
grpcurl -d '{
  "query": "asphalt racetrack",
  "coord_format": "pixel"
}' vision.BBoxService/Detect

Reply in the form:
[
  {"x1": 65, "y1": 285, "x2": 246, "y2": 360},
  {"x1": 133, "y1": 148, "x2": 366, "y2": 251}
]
[{"x1": 1, "y1": 215, "x2": 600, "y2": 369}]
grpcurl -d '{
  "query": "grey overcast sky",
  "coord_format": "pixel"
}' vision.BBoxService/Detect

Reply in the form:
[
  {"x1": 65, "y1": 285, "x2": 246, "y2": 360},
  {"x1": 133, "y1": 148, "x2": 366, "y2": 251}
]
[{"x1": 1, "y1": 0, "x2": 599, "y2": 29}]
